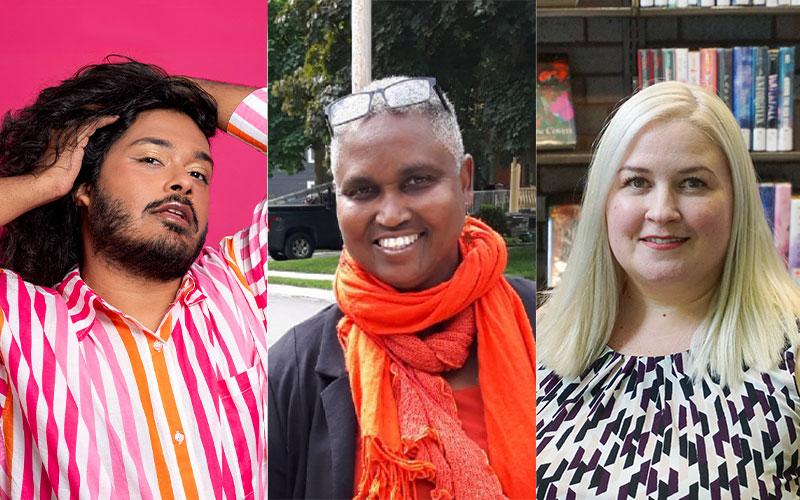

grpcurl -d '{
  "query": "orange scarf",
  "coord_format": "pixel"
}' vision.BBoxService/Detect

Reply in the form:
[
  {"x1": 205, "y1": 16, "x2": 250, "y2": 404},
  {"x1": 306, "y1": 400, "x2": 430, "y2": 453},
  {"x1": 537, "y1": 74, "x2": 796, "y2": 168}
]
[{"x1": 334, "y1": 216, "x2": 535, "y2": 499}]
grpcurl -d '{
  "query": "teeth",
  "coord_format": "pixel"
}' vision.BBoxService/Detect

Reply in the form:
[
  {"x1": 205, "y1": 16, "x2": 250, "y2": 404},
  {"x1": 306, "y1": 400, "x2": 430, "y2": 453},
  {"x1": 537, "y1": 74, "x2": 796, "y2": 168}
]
[
  {"x1": 646, "y1": 237, "x2": 683, "y2": 244},
  {"x1": 166, "y1": 209, "x2": 185, "y2": 219},
  {"x1": 378, "y1": 233, "x2": 420, "y2": 250}
]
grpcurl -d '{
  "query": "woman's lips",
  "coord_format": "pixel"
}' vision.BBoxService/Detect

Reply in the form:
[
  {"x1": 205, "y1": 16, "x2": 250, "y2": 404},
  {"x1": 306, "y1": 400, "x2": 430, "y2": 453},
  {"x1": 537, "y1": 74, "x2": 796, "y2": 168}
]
[{"x1": 640, "y1": 236, "x2": 689, "y2": 250}]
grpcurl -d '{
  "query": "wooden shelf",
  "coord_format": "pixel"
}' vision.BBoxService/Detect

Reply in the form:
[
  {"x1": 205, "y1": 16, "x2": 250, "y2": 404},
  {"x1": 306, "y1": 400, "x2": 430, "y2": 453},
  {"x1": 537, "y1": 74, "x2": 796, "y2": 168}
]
[
  {"x1": 538, "y1": 151, "x2": 800, "y2": 165},
  {"x1": 537, "y1": 7, "x2": 634, "y2": 16},
  {"x1": 639, "y1": 6, "x2": 800, "y2": 15}
]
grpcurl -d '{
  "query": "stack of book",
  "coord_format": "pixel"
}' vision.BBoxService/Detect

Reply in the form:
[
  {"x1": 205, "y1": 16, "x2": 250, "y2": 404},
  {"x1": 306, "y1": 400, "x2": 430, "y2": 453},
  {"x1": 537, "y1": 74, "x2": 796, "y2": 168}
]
[
  {"x1": 637, "y1": 46, "x2": 795, "y2": 151},
  {"x1": 640, "y1": 0, "x2": 800, "y2": 7}
]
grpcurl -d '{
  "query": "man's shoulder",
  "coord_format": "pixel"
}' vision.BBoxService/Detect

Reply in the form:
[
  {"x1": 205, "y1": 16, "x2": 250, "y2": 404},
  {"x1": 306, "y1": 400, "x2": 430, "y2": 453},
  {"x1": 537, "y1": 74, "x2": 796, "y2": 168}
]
[{"x1": 0, "y1": 268, "x2": 66, "y2": 327}]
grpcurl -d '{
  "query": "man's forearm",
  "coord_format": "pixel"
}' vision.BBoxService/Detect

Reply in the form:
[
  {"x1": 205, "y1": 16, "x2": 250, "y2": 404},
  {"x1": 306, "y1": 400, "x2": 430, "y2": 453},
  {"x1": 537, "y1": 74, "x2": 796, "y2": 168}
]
[
  {"x1": 0, "y1": 174, "x2": 64, "y2": 227},
  {"x1": 191, "y1": 79, "x2": 258, "y2": 131}
]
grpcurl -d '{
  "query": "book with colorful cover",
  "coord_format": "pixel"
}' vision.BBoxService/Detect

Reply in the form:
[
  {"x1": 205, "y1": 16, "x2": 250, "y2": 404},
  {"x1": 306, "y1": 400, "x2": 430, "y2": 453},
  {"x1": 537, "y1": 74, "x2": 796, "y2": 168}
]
[
  {"x1": 717, "y1": 48, "x2": 733, "y2": 110},
  {"x1": 638, "y1": 49, "x2": 649, "y2": 89},
  {"x1": 700, "y1": 48, "x2": 718, "y2": 92},
  {"x1": 663, "y1": 49, "x2": 675, "y2": 82},
  {"x1": 778, "y1": 46, "x2": 795, "y2": 152},
  {"x1": 675, "y1": 48, "x2": 689, "y2": 83},
  {"x1": 752, "y1": 46, "x2": 769, "y2": 151},
  {"x1": 537, "y1": 54, "x2": 577, "y2": 150},
  {"x1": 547, "y1": 204, "x2": 581, "y2": 288},
  {"x1": 733, "y1": 47, "x2": 754, "y2": 150},
  {"x1": 790, "y1": 197, "x2": 800, "y2": 282},
  {"x1": 760, "y1": 183, "x2": 776, "y2": 234},
  {"x1": 767, "y1": 49, "x2": 780, "y2": 152},
  {"x1": 774, "y1": 182, "x2": 792, "y2": 262}
]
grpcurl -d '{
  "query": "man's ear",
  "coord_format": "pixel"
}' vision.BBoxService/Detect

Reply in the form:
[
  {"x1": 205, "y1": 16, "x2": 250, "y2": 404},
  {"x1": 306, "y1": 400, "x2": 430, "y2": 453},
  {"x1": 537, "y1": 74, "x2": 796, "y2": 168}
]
[
  {"x1": 460, "y1": 154, "x2": 474, "y2": 210},
  {"x1": 74, "y1": 183, "x2": 92, "y2": 208}
]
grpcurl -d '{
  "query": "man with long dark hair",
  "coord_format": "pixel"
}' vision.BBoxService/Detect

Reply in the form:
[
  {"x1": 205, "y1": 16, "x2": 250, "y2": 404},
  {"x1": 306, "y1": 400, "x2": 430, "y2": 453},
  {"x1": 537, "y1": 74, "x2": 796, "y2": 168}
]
[{"x1": 0, "y1": 60, "x2": 267, "y2": 497}]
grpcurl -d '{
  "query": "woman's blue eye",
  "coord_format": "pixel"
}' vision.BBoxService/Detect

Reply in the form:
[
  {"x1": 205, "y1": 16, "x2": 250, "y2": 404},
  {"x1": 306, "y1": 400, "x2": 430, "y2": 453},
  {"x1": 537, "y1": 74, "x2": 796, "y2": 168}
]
[
  {"x1": 623, "y1": 176, "x2": 648, "y2": 189},
  {"x1": 682, "y1": 177, "x2": 707, "y2": 189}
]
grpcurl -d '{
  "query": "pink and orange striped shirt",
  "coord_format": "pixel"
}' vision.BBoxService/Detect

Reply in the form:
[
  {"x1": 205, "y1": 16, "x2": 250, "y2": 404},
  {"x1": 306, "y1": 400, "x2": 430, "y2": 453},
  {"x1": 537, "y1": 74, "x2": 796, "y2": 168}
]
[{"x1": 0, "y1": 88, "x2": 268, "y2": 499}]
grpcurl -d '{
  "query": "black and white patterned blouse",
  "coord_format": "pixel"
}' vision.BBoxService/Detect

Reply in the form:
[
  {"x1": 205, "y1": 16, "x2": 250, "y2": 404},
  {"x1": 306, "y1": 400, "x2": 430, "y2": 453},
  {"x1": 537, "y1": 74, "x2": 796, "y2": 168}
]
[{"x1": 536, "y1": 346, "x2": 800, "y2": 499}]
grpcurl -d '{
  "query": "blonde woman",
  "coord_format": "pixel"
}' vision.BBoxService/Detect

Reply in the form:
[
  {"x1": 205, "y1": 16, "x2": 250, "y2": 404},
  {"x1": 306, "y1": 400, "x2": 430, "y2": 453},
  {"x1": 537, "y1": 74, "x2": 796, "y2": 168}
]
[{"x1": 537, "y1": 81, "x2": 800, "y2": 498}]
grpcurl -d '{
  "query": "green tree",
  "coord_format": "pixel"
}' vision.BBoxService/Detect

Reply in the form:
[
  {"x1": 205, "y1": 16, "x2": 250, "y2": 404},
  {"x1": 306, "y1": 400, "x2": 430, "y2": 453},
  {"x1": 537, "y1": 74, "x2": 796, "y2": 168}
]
[{"x1": 269, "y1": 0, "x2": 534, "y2": 187}]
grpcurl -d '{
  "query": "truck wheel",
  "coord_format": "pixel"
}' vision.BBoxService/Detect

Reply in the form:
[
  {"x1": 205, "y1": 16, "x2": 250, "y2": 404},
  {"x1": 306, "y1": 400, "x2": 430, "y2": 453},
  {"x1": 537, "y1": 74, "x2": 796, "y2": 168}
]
[
  {"x1": 285, "y1": 233, "x2": 314, "y2": 259},
  {"x1": 269, "y1": 249, "x2": 288, "y2": 261}
]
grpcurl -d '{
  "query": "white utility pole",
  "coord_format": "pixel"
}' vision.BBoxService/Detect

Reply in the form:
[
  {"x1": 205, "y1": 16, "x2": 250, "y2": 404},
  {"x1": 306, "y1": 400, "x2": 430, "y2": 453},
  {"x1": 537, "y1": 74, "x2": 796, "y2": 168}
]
[{"x1": 351, "y1": 0, "x2": 372, "y2": 92}]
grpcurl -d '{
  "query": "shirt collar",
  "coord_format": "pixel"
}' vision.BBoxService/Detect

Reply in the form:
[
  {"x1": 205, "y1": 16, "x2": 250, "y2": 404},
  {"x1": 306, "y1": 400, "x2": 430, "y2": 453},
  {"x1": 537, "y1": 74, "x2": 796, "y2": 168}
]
[{"x1": 58, "y1": 268, "x2": 206, "y2": 341}]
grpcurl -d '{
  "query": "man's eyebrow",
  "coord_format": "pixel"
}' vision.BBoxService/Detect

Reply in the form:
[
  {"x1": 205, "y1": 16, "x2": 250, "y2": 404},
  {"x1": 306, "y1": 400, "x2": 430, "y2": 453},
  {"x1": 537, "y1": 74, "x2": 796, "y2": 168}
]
[
  {"x1": 128, "y1": 137, "x2": 214, "y2": 167},
  {"x1": 398, "y1": 163, "x2": 441, "y2": 176}
]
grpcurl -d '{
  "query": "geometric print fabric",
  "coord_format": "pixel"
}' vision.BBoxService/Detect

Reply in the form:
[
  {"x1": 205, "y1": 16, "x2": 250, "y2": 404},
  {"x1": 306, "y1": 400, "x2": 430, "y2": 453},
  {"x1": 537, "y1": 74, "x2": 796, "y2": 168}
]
[{"x1": 537, "y1": 347, "x2": 800, "y2": 499}]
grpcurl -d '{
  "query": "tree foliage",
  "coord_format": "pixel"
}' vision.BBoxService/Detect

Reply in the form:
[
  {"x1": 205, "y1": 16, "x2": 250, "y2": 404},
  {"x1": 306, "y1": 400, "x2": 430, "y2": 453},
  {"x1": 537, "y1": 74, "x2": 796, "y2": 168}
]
[{"x1": 269, "y1": 0, "x2": 534, "y2": 187}]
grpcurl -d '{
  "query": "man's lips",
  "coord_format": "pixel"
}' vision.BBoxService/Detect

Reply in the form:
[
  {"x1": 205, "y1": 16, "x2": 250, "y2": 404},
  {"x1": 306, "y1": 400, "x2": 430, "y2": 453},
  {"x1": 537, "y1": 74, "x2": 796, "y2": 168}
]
[{"x1": 151, "y1": 202, "x2": 195, "y2": 228}]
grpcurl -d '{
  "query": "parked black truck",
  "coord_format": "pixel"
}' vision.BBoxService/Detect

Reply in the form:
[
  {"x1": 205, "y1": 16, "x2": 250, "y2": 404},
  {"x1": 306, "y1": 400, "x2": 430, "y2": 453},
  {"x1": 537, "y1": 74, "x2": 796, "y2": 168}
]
[{"x1": 267, "y1": 183, "x2": 343, "y2": 260}]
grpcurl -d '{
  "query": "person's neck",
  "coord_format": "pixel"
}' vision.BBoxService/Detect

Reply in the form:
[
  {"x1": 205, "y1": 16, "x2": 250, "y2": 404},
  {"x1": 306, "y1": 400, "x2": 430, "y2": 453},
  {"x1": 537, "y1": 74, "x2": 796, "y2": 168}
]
[
  {"x1": 609, "y1": 279, "x2": 717, "y2": 357},
  {"x1": 81, "y1": 252, "x2": 183, "y2": 333}
]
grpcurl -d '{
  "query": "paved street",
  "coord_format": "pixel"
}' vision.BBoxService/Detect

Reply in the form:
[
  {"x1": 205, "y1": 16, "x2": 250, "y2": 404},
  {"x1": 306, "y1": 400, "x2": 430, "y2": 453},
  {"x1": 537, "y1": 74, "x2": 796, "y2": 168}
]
[{"x1": 267, "y1": 285, "x2": 334, "y2": 346}]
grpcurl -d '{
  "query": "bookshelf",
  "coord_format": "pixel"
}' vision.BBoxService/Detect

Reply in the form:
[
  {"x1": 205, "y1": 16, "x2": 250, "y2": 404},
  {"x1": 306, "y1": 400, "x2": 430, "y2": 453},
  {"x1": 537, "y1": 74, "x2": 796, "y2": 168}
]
[{"x1": 537, "y1": 7, "x2": 800, "y2": 284}]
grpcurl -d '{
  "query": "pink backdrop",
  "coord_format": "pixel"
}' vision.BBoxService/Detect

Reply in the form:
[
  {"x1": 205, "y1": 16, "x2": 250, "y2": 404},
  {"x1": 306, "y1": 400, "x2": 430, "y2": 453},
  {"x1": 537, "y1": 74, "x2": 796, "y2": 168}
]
[{"x1": 0, "y1": 0, "x2": 267, "y2": 245}]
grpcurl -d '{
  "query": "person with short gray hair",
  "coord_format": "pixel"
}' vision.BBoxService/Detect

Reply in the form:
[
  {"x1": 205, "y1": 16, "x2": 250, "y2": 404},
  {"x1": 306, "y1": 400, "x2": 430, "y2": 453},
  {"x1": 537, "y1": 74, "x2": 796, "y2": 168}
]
[{"x1": 268, "y1": 76, "x2": 536, "y2": 498}]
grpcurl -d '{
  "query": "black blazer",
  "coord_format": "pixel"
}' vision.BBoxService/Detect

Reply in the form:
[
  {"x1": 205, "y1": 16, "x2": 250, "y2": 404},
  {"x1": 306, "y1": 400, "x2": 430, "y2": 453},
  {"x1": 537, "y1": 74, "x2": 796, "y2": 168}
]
[{"x1": 267, "y1": 277, "x2": 536, "y2": 499}]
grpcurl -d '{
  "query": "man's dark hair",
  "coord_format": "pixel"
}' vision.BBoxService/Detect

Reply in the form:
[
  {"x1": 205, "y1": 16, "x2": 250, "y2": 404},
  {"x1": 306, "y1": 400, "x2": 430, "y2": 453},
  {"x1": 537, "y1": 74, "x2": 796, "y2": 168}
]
[{"x1": 0, "y1": 58, "x2": 218, "y2": 286}]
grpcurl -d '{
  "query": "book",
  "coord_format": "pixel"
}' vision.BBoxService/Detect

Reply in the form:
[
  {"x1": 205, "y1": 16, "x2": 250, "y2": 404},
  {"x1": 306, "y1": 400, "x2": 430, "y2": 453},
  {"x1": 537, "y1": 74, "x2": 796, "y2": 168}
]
[
  {"x1": 778, "y1": 46, "x2": 795, "y2": 152},
  {"x1": 663, "y1": 49, "x2": 675, "y2": 82},
  {"x1": 653, "y1": 49, "x2": 664, "y2": 84},
  {"x1": 688, "y1": 50, "x2": 701, "y2": 86},
  {"x1": 774, "y1": 182, "x2": 792, "y2": 262},
  {"x1": 752, "y1": 46, "x2": 769, "y2": 151},
  {"x1": 717, "y1": 48, "x2": 733, "y2": 110},
  {"x1": 536, "y1": 54, "x2": 577, "y2": 150},
  {"x1": 733, "y1": 47, "x2": 754, "y2": 150},
  {"x1": 547, "y1": 204, "x2": 581, "y2": 288},
  {"x1": 675, "y1": 48, "x2": 689, "y2": 83},
  {"x1": 790, "y1": 197, "x2": 800, "y2": 282},
  {"x1": 638, "y1": 49, "x2": 649, "y2": 89},
  {"x1": 760, "y1": 183, "x2": 776, "y2": 234},
  {"x1": 700, "y1": 48, "x2": 718, "y2": 92},
  {"x1": 767, "y1": 49, "x2": 780, "y2": 152}
]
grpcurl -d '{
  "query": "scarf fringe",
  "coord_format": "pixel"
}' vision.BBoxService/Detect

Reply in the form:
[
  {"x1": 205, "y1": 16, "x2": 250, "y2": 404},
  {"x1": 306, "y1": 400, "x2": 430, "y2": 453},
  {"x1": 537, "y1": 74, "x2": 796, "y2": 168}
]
[{"x1": 355, "y1": 432, "x2": 455, "y2": 500}]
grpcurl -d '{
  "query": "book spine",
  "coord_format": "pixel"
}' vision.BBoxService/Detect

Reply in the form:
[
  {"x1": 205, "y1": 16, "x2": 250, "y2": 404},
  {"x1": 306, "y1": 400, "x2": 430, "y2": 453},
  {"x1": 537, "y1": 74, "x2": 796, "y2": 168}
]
[
  {"x1": 716, "y1": 0, "x2": 732, "y2": 5},
  {"x1": 700, "y1": 48, "x2": 718, "y2": 92},
  {"x1": 702, "y1": 0, "x2": 715, "y2": 6},
  {"x1": 753, "y1": 46, "x2": 769, "y2": 151},
  {"x1": 767, "y1": 49, "x2": 780, "y2": 152},
  {"x1": 760, "y1": 183, "x2": 777, "y2": 235},
  {"x1": 653, "y1": 49, "x2": 664, "y2": 84},
  {"x1": 675, "y1": 48, "x2": 689, "y2": 83},
  {"x1": 778, "y1": 46, "x2": 795, "y2": 151},
  {"x1": 668, "y1": 0, "x2": 678, "y2": 8},
  {"x1": 774, "y1": 182, "x2": 793, "y2": 262},
  {"x1": 677, "y1": 0, "x2": 689, "y2": 7},
  {"x1": 734, "y1": 0, "x2": 751, "y2": 5},
  {"x1": 753, "y1": 0, "x2": 767, "y2": 6},
  {"x1": 780, "y1": 0, "x2": 791, "y2": 6},
  {"x1": 638, "y1": 49, "x2": 648, "y2": 89},
  {"x1": 718, "y1": 48, "x2": 733, "y2": 110},
  {"x1": 648, "y1": 49, "x2": 656, "y2": 87},
  {"x1": 655, "y1": 0, "x2": 668, "y2": 7},
  {"x1": 790, "y1": 197, "x2": 800, "y2": 282},
  {"x1": 733, "y1": 46, "x2": 754, "y2": 150},
  {"x1": 766, "y1": 0, "x2": 778, "y2": 5},
  {"x1": 663, "y1": 49, "x2": 675, "y2": 81},
  {"x1": 641, "y1": 0, "x2": 655, "y2": 7},
  {"x1": 688, "y1": 50, "x2": 701, "y2": 86}
]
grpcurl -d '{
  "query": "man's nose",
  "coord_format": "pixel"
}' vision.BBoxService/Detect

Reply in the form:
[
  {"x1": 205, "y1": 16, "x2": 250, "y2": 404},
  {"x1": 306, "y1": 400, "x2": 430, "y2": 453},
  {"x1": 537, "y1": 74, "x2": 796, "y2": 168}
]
[
  {"x1": 165, "y1": 167, "x2": 193, "y2": 195},
  {"x1": 375, "y1": 191, "x2": 411, "y2": 227}
]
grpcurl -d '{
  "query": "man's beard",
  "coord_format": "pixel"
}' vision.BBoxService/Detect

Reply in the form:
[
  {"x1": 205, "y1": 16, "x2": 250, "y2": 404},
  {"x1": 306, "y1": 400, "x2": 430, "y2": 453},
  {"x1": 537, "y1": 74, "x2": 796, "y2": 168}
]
[{"x1": 87, "y1": 189, "x2": 207, "y2": 282}]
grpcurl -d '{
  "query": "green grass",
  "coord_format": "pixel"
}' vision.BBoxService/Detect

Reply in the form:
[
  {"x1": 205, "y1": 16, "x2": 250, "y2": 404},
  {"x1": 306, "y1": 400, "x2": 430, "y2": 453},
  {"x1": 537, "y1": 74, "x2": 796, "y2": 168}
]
[
  {"x1": 269, "y1": 276, "x2": 333, "y2": 290},
  {"x1": 505, "y1": 244, "x2": 535, "y2": 280},
  {"x1": 269, "y1": 255, "x2": 340, "y2": 274}
]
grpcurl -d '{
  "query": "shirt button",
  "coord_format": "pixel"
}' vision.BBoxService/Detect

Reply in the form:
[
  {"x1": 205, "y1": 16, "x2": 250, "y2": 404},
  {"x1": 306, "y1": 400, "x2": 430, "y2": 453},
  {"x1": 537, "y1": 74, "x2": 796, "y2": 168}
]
[
  {"x1": 153, "y1": 341, "x2": 163, "y2": 352},
  {"x1": 174, "y1": 431, "x2": 185, "y2": 444}
]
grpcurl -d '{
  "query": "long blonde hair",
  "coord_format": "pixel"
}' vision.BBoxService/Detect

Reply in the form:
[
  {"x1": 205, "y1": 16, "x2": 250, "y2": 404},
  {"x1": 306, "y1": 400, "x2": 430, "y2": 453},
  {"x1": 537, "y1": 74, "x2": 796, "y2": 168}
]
[{"x1": 537, "y1": 81, "x2": 800, "y2": 385}]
